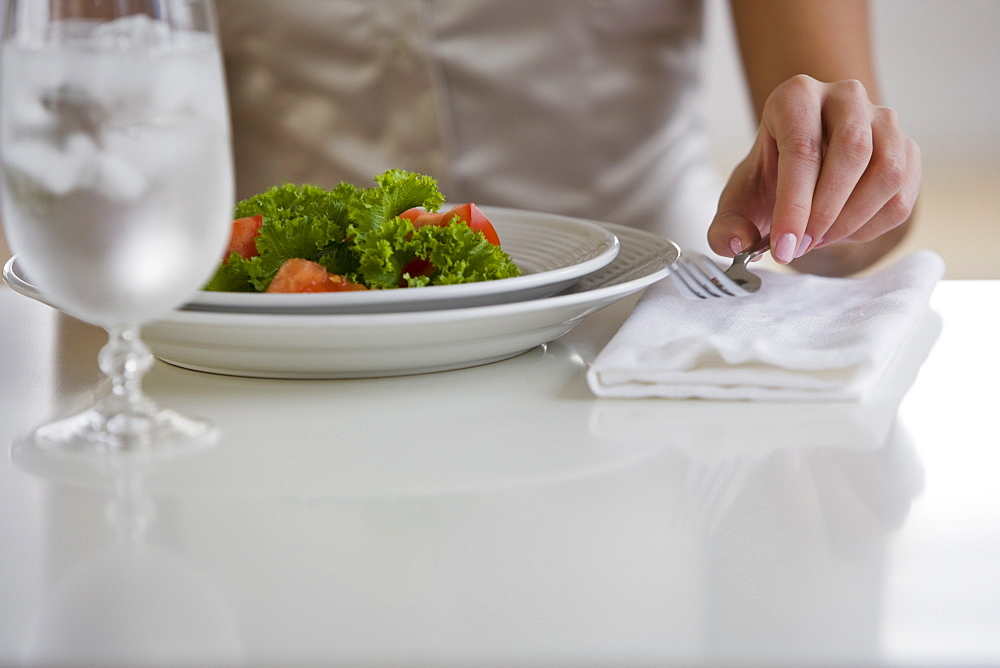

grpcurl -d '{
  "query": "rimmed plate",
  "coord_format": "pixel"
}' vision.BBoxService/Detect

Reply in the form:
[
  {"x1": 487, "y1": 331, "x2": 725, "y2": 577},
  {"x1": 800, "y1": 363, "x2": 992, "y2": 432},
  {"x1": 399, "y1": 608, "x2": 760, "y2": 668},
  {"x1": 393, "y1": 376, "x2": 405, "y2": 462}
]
[
  {"x1": 187, "y1": 206, "x2": 620, "y2": 314},
  {"x1": 4, "y1": 223, "x2": 679, "y2": 379}
]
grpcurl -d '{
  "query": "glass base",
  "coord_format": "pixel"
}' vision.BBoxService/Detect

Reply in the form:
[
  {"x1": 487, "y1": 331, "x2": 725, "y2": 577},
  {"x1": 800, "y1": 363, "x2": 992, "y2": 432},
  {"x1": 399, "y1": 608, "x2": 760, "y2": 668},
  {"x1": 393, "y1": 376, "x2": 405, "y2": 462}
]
[
  {"x1": 31, "y1": 396, "x2": 218, "y2": 456},
  {"x1": 25, "y1": 324, "x2": 218, "y2": 457}
]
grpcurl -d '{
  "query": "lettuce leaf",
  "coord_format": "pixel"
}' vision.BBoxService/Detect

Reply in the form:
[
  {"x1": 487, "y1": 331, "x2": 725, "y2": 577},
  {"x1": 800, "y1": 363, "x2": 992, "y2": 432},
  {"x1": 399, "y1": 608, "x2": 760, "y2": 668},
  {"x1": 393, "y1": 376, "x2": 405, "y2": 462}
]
[
  {"x1": 353, "y1": 216, "x2": 521, "y2": 289},
  {"x1": 238, "y1": 183, "x2": 356, "y2": 290},
  {"x1": 203, "y1": 254, "x2": 258, "y2": 292},
  {"x1": 347, "y1": 169, "x2": 445, "y2": 240},
  {"x1": 203, "y1": 183, "x2": 355, "y2": 291}
]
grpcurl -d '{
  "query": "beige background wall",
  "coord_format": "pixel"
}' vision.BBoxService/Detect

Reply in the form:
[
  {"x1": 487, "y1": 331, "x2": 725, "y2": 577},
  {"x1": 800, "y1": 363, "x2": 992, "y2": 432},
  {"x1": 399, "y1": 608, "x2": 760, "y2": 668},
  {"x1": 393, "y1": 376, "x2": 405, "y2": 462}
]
[{"x1": 2, "y1": 0, "x2": 997, "y2": 277}]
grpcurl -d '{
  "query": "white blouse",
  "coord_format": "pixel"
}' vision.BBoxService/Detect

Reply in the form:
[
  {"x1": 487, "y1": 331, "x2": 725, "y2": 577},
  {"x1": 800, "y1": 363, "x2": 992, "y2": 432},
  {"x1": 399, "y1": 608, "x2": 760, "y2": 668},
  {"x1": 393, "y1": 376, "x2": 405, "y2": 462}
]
[{"x1": 216, "y1": 0, "x2": 720, "y2": 251}]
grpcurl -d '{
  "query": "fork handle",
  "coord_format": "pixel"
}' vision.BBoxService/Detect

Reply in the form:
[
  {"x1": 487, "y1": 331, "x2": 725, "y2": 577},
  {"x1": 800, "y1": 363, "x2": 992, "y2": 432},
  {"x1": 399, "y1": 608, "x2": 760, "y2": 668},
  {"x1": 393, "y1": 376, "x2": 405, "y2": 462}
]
[{"x1": 736, "y1": 233, "x2": 771, "y2": 265}]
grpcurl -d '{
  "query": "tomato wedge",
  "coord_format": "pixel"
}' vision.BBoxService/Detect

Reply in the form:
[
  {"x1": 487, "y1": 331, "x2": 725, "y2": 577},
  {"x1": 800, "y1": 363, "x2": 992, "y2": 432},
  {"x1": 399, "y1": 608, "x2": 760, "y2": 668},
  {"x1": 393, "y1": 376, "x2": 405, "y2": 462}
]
[
  {"x1": 266, "y1": 258, "x2": 367, "y2": 293},
  {"x1": 399, "y1": 258, "x2": 435, "y2": 287},
  {"x1": 399, "y1": 203, "x2": 501, "y2": 246},
  {"x1": 224, "y1": 214, "x2": 263, "y2": 261}
]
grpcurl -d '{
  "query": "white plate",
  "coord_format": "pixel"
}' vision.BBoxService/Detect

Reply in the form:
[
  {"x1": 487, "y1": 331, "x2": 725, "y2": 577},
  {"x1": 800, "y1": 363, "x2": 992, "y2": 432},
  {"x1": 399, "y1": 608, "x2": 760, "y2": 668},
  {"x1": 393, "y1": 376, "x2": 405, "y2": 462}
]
[
  {"x1": 186, "y1": 206, "x2": 620, "y2": 314},
  {"x1": 4, "y1": 224, "x2": 679, "y2": 379}
]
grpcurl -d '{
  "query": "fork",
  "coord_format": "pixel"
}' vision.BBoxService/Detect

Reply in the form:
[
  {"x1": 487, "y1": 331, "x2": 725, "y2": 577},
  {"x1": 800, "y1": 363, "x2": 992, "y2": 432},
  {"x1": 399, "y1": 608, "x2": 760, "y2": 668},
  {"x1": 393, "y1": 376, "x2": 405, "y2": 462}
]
[
  {"x1": 673, "y1": 458, "x2": 754, "y2": 535},
  {"x1": 670, "y1": 234, "x2": 771, "y2": 299}
]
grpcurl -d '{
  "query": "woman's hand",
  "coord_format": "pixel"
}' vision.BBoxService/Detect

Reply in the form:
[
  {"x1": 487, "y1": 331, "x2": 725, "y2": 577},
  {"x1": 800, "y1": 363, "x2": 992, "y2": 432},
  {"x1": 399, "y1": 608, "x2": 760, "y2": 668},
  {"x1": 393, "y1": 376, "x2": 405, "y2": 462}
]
[{"x1": 707, "y1": 75, "x2": 920, "y2": 274}]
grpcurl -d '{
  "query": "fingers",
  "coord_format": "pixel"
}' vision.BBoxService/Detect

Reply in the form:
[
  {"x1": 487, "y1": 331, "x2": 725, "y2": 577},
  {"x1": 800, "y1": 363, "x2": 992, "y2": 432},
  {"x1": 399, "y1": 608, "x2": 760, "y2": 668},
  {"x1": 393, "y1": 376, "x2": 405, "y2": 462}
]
[
  {"x1": 710, "y1": 75, "x2": 920, "y2": 268},
  {"x1": 818, "y1": 113, "x2": 921, "y2": 245},
  {"x1": 802, "y1": 80, "x2": 875, "y2": 252},
  {"x1": 766, "y1": 75, "x2": 825, "y2": 263}
]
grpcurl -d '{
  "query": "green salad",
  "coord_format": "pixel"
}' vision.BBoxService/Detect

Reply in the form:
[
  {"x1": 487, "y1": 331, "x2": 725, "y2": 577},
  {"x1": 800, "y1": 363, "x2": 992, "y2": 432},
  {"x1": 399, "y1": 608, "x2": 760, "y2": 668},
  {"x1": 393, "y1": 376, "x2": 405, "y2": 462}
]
[{"x1": 204, "y1": 169, "x2": 521, "y2": 293}]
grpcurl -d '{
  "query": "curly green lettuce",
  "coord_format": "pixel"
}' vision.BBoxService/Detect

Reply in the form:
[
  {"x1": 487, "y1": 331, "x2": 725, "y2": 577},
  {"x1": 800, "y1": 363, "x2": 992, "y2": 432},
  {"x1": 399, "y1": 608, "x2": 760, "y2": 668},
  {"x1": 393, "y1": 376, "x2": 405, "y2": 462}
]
[
  {"x1": 347, "y1": 169, "x2": 445, "y2": 239},
  {"x1": 203, "y1": 169, "x2": 520, "y2": 292},
  {"x1": 204, "y1": 182, "x2": 357, "y2": 292},
  {"x1": 352, "y1": 216, "x2": 520, "y2": 289}
]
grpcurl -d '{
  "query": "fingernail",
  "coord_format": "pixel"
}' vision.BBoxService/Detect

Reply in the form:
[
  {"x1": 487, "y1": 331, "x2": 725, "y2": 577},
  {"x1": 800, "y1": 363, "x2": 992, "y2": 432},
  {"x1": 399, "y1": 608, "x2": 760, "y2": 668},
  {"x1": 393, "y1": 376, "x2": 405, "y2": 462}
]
[
  {"x1": 795, "y1": 233, "x2": 813, "y2": 258},
  {"x1": 730, "y1": 236, "x2": 744, "y2": 255},
  {"x1": 774, "y1": 233, "x2": 797, "y2": 264}
]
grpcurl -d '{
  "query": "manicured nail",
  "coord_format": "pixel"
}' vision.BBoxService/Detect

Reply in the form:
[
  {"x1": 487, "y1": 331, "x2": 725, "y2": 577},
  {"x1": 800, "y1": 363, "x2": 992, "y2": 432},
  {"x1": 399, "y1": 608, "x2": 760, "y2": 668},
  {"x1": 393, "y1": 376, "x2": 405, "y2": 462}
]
[
  {"x1": 730, "y1": 236, "x2": 744, "y2": 255},
  {"x1": 795, "y1": 233, "x2": 813, "y2": 258},
  {"x1": 774, "y1": 233, "x2": 797, "y2": 263}
]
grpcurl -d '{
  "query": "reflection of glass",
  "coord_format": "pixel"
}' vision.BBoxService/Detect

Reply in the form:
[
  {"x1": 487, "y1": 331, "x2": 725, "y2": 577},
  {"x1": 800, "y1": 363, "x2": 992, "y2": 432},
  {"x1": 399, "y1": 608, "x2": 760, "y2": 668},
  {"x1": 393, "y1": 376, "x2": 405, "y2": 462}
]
[
  {"x1": 12, "y1": 445, "x2": 243, "y2": 664},
  {"x1": 0, "y1": 0, "x2": 233, "y2": 453}
]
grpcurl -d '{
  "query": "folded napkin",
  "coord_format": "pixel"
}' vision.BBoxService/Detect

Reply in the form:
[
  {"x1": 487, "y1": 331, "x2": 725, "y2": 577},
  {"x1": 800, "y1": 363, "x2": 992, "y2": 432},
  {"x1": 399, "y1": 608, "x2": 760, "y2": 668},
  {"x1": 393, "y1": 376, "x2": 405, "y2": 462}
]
[{"x1": 587, "y1": 250, "x2": 945, "y2": 401}]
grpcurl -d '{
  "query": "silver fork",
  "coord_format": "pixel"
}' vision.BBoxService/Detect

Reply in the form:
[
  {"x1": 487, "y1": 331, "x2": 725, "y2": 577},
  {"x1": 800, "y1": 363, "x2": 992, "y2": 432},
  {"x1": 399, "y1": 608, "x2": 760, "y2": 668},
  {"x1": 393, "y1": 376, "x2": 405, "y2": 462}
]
[
  {"x1": 673, "y1": 458, "x2": 754, "y2": 535},
  {"x1": 670, "y1": 234, "x2": 771, "y2": 299}
]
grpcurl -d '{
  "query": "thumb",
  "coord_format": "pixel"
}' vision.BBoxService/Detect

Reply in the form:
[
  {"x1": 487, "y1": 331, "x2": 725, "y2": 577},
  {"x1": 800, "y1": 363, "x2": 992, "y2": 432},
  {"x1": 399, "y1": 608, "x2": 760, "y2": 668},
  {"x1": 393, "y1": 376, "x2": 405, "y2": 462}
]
[
  {"x1": 707, "y1": 151, "x2": 771, "y2": 257},
  {"x1": 707, "y1": 209, "x2": 764, "y2": 258},
  {"x1": 707, "y1": 128, "x2": 781, "y2": 257}
]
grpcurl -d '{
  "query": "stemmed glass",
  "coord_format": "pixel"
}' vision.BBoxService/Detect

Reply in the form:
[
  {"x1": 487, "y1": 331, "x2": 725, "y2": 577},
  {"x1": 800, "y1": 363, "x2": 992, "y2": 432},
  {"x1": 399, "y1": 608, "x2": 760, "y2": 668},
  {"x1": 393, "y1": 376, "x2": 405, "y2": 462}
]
[{"x1": 0, "y1": 0, "x2": 234, "y2": 453}]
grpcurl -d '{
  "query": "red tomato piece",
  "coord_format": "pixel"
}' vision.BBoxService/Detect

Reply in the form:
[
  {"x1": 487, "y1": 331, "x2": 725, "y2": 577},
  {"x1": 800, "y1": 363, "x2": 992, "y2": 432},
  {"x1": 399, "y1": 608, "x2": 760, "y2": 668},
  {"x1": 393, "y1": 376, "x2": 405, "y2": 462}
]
[
  {"x1": 399, "y1": 203, "x2": 501, "y2": 246},
  {"x1": 399, "y1": 258, "x2": 435, "y2": 287},
  {"x1": 266, "y1": 258, "x2": 367, "y2": 293},
  {"x1": 398, "y1": 208, "x2": 446, "y2": 227},
  {"x1": 224, "y1": 214, "x2": 263, "y2": 261},
  {"x1": 327, "y1": 274, "x2": 368, "y2": 292},
  {"x1": 446, "y1": 203, "x2": 501, "y2": 246}
]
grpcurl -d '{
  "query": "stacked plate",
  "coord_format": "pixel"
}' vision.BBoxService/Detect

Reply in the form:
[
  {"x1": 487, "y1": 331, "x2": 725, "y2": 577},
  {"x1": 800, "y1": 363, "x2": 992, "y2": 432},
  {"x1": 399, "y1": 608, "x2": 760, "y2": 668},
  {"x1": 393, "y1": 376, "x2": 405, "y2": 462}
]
[{"x1": 3, "y1": 206, "x2": 679, "y2": 378}]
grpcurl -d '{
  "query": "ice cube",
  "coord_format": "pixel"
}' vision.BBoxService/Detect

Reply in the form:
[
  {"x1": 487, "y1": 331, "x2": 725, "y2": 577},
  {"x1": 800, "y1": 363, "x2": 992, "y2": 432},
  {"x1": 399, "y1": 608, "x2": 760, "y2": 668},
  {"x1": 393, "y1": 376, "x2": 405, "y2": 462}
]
[
  {"x1": 2, "y1": 132, "x2": 146, "y2": 201},
  {"x1": 91, "y1": 14, "x2": 172, "y2": 49},
  {"x1": 149, "y1": 49, "x2": 218, "y2": 117},
  {"x1": 91, "y1": 151, "x2": 147, "y2": 201},
  {"x1": 8, "y1": 95, "x2": 54, "y2": 134},
  {"x1": 38, "y1": 84, "x2": 109, "y2": 140},
  {"x1": 2, "y1": 133, "x2": 96, "y2": 195}
]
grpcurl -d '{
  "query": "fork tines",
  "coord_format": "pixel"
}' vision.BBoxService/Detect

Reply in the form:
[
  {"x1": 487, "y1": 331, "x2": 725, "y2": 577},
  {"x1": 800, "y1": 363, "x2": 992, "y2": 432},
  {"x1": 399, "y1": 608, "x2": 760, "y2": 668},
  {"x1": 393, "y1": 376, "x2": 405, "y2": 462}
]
[{"x1": 671, "y1": 254, "x2": 746, "y2": 299}]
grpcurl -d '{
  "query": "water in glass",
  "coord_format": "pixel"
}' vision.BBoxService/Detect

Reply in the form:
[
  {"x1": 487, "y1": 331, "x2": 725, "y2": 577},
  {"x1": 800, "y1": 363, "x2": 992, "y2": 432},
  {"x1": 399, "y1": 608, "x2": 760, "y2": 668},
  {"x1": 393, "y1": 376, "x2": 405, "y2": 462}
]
[{"x1": 0, "y1": 1, "x2": 234, "y2": 454}]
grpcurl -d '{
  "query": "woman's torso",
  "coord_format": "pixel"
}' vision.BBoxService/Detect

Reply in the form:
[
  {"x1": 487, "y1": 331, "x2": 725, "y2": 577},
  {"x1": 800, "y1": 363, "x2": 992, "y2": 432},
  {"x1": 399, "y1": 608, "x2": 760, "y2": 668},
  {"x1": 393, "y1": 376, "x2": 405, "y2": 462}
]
[{"x1": 216, "y1": 0, "x2": 717, "y2": 248}]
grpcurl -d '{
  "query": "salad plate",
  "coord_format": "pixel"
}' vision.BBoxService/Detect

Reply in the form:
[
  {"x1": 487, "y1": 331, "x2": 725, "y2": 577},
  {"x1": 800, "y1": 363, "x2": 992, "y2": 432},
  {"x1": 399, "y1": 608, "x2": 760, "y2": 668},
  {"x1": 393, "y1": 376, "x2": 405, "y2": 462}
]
[
  {"x1": 4, "y1": 223, "x2": 679, "y2": 379},
  {"x1": 186, "y1": 206, "x2": 620, "y2": 314}
]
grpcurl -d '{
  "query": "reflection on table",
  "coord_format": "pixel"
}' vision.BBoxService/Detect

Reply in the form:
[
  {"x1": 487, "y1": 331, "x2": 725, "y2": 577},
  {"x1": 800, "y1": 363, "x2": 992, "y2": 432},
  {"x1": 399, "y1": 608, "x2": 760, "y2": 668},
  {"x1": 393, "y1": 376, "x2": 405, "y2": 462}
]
[{"x1": 1, "y1": 282, "x2": 997, "y2": 665}]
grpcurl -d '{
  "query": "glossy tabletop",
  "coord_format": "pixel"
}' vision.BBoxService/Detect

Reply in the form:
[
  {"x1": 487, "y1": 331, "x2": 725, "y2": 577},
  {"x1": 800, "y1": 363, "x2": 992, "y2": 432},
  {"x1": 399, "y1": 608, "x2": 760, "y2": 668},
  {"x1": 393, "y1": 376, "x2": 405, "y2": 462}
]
[{"x1": 1, "y1": 280, "x2": 998, "y2": 666}]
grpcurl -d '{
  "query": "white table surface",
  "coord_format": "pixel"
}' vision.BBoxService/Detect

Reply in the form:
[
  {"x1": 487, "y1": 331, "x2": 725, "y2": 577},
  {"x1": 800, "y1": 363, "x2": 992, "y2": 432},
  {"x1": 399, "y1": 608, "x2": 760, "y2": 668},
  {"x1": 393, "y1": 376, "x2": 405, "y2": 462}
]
[{"x1": 1, "y1": 280, "x2": 998, "y2": 666}]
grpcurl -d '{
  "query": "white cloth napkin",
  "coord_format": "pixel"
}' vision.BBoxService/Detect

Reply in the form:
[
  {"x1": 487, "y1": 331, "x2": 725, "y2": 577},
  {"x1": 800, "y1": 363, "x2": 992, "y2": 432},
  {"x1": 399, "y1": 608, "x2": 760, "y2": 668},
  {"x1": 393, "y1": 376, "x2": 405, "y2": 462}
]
[{"x1": 587, "y1": 250, "x2": 945, "y2": 401}]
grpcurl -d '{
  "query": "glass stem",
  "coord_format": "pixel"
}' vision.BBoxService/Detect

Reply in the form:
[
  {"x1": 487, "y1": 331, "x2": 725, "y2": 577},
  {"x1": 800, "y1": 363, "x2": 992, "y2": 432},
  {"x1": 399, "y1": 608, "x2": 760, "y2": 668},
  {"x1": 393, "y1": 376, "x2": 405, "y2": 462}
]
[{"x1": 98, "y1": 325, "x2": 154, "y2": 414}]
